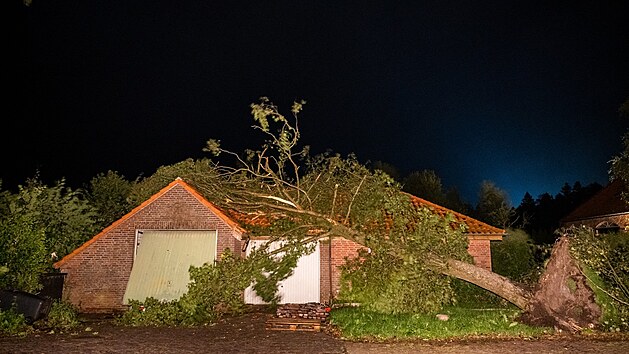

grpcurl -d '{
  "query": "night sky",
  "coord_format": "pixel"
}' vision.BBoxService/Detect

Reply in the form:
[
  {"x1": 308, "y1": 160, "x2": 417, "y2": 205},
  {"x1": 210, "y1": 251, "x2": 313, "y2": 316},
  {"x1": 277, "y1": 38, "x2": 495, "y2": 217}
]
[{"x1": 6, "y1": 1, "x2": 629, "y2": 205}]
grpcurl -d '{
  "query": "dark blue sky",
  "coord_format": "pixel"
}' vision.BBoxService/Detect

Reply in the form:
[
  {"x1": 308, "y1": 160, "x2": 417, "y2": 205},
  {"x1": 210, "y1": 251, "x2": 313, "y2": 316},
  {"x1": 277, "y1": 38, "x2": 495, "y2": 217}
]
[{"x1": 6, "y1": 0, "x2": 629, "y2": 205}]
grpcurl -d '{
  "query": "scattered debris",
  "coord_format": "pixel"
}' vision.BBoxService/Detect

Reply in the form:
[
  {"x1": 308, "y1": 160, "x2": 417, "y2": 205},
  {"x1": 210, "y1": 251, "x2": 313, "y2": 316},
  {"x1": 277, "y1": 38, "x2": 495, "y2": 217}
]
[{"x1": 436, "y1": 314, "x2": 449, "y2": 321}]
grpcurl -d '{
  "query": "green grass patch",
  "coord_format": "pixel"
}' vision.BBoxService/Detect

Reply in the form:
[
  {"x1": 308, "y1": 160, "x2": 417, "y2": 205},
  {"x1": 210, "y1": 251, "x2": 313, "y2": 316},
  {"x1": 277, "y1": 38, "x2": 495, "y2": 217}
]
[
  {"x1": 329, "y1": 306, "x2": 551, "y2": 341},
  {"x1": 581, "y1": 264, "x2": 628, "y2": 331}
]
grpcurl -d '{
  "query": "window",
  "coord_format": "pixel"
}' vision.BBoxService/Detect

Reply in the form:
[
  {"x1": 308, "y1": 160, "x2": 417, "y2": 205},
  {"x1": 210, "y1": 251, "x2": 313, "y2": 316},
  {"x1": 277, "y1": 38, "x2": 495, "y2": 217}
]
[{"x1": 595, "y1": 221, "x2": 620, "y2": 235}]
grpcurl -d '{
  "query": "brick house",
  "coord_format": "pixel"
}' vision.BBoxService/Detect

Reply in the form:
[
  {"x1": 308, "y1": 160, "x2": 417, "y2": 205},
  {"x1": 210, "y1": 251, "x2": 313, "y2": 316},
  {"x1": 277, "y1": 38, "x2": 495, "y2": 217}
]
[
  {"x1": 561, "y1": 179, "x2": 629, "y2": 233},
  {"x1": 54, "y1": 178, "x2": 504, "y2": 312}
]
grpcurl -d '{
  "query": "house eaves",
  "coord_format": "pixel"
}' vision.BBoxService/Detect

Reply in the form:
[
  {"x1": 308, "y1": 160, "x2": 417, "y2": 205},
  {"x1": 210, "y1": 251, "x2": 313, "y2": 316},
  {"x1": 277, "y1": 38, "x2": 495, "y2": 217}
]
[
  {"x1": 408, "y1": 194, "x2": 505, "y2": 240},
  {"x1": 54, "y1": 177, "x2": 246, "y2": 269}
]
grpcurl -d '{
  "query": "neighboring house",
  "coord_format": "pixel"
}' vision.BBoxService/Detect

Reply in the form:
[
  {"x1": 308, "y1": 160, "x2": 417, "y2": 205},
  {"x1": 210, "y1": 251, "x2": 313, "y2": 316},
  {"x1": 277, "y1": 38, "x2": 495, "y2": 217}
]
[
  {"x1": 54, "y1": 178, "x2": 504, "y2": 313},
  {"x1": 561, "y1": 179, "x2": 629, "y2": 234}
]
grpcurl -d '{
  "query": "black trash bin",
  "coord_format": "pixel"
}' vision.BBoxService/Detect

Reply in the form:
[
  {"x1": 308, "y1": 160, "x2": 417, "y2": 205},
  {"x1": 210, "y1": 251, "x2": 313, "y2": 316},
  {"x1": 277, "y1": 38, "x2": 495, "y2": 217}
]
[
  {"x1": 0, "y1": 289, "x2": 52, "y2": 324},
  {"x1": 39, "y1": 272, "x2": 67, "y2": 300}
]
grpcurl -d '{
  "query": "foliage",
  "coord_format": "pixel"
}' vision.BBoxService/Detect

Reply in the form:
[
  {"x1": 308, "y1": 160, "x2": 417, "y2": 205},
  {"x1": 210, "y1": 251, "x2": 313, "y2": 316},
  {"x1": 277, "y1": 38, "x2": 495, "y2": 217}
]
[
  {"x1": 329, "y1": 306, "x2": 550, "y2": 341},
  {"x1": 580, "y1": 264, "x2": 626, "y2": 332},
  {"x1": 246, "y1": 240, "x2": 316, "y2": 303},
  {"x1": 189, "y1": 98, "x2": 474, "y2": 314},
  {"x1": 40, "y1": 300, "x2": 80, "y2": 331},
  {"x1": 338, "y1": 207, "x2": 469, "y2": 314},
  {"x1": 491, "y1": 229, "x2": 551, "y2": 284},
  {"x1": 0, "y1": 308, "x2": 30, "y2": 336},
  {"x1": 0, "y1": 213, "x2": 48, "y2": 292},
  {"x1": 510, "y1": 182, "x2": 603, "y2": 244},
  {"x1": 568, "y1": 226, "x2": 629, "y2": 331},
  {"x1": 338, "y1": 249, "x2": 455, "y2": 314},
  {"x1": 402, "y1": 169, "x2": 447, "y2": 205},
  {"x1": 443, "y1": 186, "x2": 472, "y2": 215},
  {"x1": 179, "y1": 249, "x2": 255, "y2": 323},
  {"x1": 86, "y1": 170, "x2": 134, "y2": 228},
  {"x1": 610, "y1": 97, "x2": 629, "y2": 196},
  {"x1": 451, "y1": 279, "x2": 508, "y2": 308},
  {"x1": 117, "y1": 298, "x2": 187, "y2": 327},
  {"x1": 369, "y1": 160, "x2": 401, "y2": 181},
  {"x1": 401, "y1": 170, "x2": 471, "y2": 214},
  {"x1": 0, "y1": 177, "x2": 99, "y2": 292},
  {"x1": 118, "y1": 249, "x2": 292, "y2": 326},
  {"x1": 474, "y1": 180, "x2": 513, "y2": 228},
  {"x1": 1, "y1": 177, "x2": 99, "y2": 260},
  {"x1": 126, "y1": 158, "x2": 222, "y2": 207}
]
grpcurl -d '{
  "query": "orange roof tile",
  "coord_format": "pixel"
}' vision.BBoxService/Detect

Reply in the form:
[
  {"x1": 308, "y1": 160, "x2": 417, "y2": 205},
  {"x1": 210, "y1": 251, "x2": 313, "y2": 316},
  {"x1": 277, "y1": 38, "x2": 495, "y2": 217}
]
[
  {"x1": 54, "y1": 178, "x2": 245, "y2": 268},
  {"x1": 408, "y1": 193, "x2": 505, "y2": 239},
  {"x1": 56, "y1": 179, "x2": 505, "y2": 270}
]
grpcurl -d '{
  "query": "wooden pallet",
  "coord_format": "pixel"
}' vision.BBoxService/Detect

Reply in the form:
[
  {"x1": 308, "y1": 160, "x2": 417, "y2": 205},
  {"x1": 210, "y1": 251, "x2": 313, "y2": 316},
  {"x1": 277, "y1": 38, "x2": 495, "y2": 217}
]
[{"x1": 265, "y1": 317, "x2": 324, "y2": 332}]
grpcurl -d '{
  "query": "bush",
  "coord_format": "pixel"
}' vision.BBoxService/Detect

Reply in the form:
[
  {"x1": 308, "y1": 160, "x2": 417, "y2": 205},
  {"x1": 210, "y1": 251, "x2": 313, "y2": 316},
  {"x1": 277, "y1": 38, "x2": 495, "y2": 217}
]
[
  {"x1": 117, "y1": 298, "x2": 187, "y2": 327},
  {"x1": 491, "y1": 229, "x2": 550, "y2": 284},
  {"x1": 40, "y1": 300, "x2": 80, "y2": 331},
  {"x1": 0, "y1": 308, "x2": 30, "y2": 336},
  {"x1": 569, "y1": 226, "x2": 629, "y2": 331},
  {"x1": 0, "y1": 213, "x2": 49, "y2": 293}
]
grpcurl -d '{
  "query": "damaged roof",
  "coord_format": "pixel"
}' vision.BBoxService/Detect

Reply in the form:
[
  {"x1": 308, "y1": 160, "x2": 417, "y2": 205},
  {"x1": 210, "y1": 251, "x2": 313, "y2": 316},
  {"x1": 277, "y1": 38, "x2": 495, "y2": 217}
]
[{"x1": 409, "y1": 194, "x2": 505, "y2": 239}]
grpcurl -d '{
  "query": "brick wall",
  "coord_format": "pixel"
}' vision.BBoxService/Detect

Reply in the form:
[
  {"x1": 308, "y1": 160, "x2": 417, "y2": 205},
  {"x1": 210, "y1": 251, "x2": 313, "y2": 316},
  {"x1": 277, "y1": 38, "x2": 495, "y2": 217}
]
[
  {"x1": 563, "y1": 214, "x2": 629, "y2": 232},
  {"x1": 324, "y1": 237, "x2": 365, "y2": 302},
  {"x1": 466, "y1": 238, "x2": 492, "y2": 270},
  {"x1": 319, "y1": 240, "x2": 331, "y2": 303},
  {"x1": 322, "y1": 236, "x2": 494, "y2": 303},
  {"x1": 59, "y1": 184, "x2": 242, "y2": 313}
]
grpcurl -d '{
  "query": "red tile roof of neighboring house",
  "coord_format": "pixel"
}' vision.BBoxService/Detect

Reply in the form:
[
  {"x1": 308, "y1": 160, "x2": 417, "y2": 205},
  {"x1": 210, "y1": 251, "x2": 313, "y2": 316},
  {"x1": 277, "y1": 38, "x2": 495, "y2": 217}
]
[
  {"x1": 561, "y1": 179, "x2": 629, "y2": 223},
  {"x1": 408, "y1": 194, "x2": 505, "y2": 239}
]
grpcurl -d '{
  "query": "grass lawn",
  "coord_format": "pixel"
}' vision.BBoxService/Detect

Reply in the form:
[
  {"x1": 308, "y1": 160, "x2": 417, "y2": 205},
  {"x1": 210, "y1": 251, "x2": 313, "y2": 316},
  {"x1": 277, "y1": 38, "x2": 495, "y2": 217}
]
[{"x1": 329, "y1": 306, "x2": 552, "y2": 341}]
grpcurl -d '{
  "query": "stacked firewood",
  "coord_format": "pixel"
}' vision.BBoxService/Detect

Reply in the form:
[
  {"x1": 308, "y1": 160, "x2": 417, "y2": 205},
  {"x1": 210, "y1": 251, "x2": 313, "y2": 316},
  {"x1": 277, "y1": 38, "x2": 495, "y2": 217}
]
[{"x1": 275, "y1": 303, "x2": 331, "y2": 321}]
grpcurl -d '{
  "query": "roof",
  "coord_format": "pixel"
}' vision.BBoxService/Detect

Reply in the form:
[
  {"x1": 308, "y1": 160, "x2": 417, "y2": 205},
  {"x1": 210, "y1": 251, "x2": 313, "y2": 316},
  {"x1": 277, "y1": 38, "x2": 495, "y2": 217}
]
[
  {"x1": 54, "y1": 178, "x2": 245, "y2": 268},
  {"x1": 56, "y1": 179, "x2": 505, "y2": 269},
  {"x1": 561, "y1": 179, "x2": 629, "y2": 223},
  {"x1": 221, "y1": 192, "x2": 504, "y2": 239},
  {"x1": 408, "y1": 194, "x2": 505, "y2": 239}
]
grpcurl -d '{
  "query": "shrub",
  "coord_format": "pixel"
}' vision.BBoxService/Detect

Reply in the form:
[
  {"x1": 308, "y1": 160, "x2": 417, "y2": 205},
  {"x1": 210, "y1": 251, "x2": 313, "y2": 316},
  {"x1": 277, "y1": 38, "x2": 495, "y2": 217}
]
[
  {"x1": 0, "y1": 308, "x2": 30, "y2": 336},
  {"x1": 41, "y1": 300, "x2": 80, "y2": 331},
  {"x1": 117, "y1": 298, "x2": 186, "y2": 327},
  {"x1": 491, "y1": 228, "x2": 550, "y2": 284},
  {"x1": 568, "y1": 226, "x2": 629, "y2": 331},
  {"x1": 0, "y1": 213, "x2": 48, "y2": 293}
]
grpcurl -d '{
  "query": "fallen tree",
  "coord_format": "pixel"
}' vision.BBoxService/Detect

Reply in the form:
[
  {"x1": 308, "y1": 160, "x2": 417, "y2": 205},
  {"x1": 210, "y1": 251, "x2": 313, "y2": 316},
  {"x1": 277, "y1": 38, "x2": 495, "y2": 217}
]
[{"x1": 157, "y1": 98, "x2": 602, "y2": 332}]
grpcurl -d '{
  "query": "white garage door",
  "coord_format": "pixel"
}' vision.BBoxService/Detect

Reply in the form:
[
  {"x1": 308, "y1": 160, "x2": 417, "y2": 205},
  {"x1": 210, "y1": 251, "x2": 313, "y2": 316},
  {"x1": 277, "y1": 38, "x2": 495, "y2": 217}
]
[{"x1": 244, "y1": 240, "x2": 320, "y2": 304}]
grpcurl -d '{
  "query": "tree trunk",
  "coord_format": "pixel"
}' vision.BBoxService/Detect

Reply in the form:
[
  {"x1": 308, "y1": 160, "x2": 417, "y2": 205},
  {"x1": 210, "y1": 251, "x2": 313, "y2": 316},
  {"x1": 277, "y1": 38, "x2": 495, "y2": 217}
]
[
  {"x1": 426, "y1": 255, "x2": 532, "y2": 310},
  {"x1": 429, "y1": 236, "x2": 601, "y2": 333}
]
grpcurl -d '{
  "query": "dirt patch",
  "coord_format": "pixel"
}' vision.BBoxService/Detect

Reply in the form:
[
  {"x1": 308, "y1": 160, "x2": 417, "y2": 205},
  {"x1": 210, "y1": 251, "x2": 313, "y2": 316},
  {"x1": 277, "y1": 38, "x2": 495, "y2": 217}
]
[{"x1": 1, "y1": 312, "x2": 628, "y2": 354}]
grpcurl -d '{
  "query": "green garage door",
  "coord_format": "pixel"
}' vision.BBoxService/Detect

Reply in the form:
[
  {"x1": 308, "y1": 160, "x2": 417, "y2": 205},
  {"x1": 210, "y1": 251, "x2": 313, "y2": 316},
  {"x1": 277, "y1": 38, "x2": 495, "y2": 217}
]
[{"x1": 123, "y1": 230, "x2": 217, "y2": 303}]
